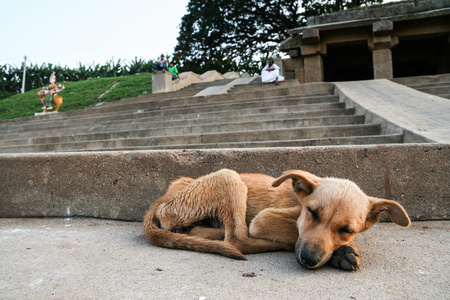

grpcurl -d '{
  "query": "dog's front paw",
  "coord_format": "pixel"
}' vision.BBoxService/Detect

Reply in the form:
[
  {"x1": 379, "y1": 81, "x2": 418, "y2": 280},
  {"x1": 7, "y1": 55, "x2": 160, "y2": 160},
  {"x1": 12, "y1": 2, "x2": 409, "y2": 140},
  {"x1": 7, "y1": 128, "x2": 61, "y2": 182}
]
[{"x1": 330, "y1": 245, "x2": 360, "y2": 271}]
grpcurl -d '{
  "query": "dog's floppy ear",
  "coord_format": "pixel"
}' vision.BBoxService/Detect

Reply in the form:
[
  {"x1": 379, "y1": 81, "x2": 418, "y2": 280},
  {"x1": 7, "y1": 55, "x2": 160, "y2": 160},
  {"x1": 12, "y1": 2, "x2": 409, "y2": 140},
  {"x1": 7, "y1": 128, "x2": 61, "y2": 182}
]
[
  {"x1": 362, "y1": 197, "x2": 411, "y2": 231},
  {"x1": 272, "y1": 170, "x2": 319, "y2": 195}
]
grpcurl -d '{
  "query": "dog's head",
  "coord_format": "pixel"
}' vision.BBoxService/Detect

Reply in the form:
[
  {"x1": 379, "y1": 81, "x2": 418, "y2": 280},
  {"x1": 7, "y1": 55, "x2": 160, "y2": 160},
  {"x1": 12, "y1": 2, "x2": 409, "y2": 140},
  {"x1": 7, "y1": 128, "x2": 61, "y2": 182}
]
[{"x1": 273, "y1": 170, "x2": 410, "y2": 269}]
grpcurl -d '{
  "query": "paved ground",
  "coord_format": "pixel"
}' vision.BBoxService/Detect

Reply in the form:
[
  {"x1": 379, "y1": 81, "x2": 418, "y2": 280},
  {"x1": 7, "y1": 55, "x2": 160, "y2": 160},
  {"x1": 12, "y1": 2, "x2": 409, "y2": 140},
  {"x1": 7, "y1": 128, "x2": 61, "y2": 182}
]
[{"x1": 1, "y1": 218, "x2": 449, "y2": 299}]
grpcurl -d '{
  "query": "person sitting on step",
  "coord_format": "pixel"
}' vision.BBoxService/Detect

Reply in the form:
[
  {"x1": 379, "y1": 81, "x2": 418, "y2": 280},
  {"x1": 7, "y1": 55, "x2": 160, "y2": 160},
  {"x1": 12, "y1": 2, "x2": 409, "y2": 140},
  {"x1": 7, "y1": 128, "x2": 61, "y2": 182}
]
[
  {"x1": 261, "y1": 58, "x2": 284, "y2": 85},
  {"x1": 154, "y1": 54, "x2": 168, "y2": 72},
  {"x1": 168, "y1": 63, "x2": 179, "y2": 80}
]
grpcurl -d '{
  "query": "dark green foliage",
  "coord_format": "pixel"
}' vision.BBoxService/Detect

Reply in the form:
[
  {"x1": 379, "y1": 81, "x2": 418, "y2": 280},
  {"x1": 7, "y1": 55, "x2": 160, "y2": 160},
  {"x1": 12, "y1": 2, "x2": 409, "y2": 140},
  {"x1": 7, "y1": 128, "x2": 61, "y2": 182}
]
[
  {"x1": 174, "y1": 0, "x2": 385, "y2": 75},
  {"x1": 174, "y1": 0, "x2": 304, "y2": 75},
  {"x1": 302, "y1": 0, "x2": 384, "y2": 18},
  {"x1": 0, "y1": 57, "x2": 155, "y2": 97}
]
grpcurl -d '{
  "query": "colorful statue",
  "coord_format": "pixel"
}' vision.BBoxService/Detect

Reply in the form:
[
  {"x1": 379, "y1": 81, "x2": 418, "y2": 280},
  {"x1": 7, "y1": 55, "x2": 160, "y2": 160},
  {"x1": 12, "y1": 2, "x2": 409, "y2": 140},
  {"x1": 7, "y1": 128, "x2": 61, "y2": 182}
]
[{"x1": 37, "y1": 72, "x2": 65, "y2": 112}]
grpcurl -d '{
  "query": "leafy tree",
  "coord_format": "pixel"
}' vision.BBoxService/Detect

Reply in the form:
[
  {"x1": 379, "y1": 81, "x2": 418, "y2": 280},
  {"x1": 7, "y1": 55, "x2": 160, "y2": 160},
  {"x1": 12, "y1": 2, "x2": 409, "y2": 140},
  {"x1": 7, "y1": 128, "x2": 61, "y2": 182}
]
[
  {"x1": 302, "y1": 0, "x2": 383, "y2": 18},
  {"x1": 174, "y1": 0, "x2": 385, "y2": 74},
  {"x1": 0, "y1": 57, "x2": 157, "y2": 97},
  {"x1": 174, "y1": 0, "x2": 304, "y2": 74}
]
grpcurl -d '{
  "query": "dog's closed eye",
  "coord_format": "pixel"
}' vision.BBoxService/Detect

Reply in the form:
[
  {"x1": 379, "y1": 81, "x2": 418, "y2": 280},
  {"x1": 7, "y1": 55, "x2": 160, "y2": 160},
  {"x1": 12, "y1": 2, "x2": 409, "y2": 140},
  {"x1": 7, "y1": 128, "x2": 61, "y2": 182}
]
[
  {"x1": 339, "y1": 227, "x2": 354, "y2": 235},
  {"x1": 307, "y1": 207, "x2": 319, "y2": 221}
]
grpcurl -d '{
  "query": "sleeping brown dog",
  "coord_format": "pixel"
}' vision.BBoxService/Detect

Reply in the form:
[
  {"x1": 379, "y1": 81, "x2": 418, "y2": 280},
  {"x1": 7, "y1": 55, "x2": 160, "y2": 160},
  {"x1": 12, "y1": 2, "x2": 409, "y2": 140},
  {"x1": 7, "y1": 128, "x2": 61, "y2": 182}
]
[{"x1": 143, "y1": 169, "x2": 410, "y2": 271}]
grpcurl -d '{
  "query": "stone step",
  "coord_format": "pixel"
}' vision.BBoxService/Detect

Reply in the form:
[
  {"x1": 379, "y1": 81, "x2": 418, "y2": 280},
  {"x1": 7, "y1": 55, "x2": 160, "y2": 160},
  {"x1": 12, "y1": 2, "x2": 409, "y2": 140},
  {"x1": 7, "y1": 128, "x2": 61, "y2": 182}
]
[
  {"x1": 0, "y1": 91, "x2": 334, "y2": 127},
  {"x1": 0, "y1": 143, "x2": 445, "y2": 221},
  {"x1": 393, "y1": 78, "x2": 450, "y2": 99},
  {"x1": 1, "y1": 108, "x2": 355, "y2": 140},
  {"x1": 97, "y1": 133, "x2": 404, "y2": 151},
  {"x1": 91, "y1": 93, "x2": 338, "y2": 118},
  {"x1": 0, "y1": 82, "x2": 332, "y2": 127},
  {"x1": 101, "y1": 89, "x2": 201, "y2": 106},
  {"x1": 0, "y1": 124, "x2": 383, "y2": 153},
  {"x1": 70, "y1": 85, "x2": 320, "y2": 118},
  {"x1": 413, "y1": 85, "x2": 450, "y2": 99},
  {"x1": 408, "y1": 81, "x2": 450, "y2": 89},
  {"x1": 227, "y1": 80, "x2": 300, "y2": 93},
  {"x1": 0, "y1": 96, "x2": 341, "y2": 134},
  {"x1": 0, "y1": 115, "x2": 366, "y2": 147},
  {"x1": 0, "y1": 79, "x2": 423, "y2": 153}
]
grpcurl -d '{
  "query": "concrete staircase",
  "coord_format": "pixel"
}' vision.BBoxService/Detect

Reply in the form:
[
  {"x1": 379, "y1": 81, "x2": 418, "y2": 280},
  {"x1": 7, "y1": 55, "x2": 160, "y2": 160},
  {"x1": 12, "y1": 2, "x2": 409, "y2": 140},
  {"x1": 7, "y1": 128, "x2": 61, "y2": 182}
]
[
  {"x1": 0, "y1": 80, "x2": 404, "y2": 153},
  {"x1": 407, "y1": 81, "x2": 450, "y2": 99},
  {"x1": 392, "y1": 74, "x2": 450, "y2": 99}
]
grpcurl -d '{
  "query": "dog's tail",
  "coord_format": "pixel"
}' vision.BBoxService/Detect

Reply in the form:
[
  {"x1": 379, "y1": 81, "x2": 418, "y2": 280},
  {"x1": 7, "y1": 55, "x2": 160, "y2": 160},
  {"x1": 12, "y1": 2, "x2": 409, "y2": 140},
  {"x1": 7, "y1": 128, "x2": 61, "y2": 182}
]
[{"x1": 142, "y1": 205, "x2": 247, "y2": 260}]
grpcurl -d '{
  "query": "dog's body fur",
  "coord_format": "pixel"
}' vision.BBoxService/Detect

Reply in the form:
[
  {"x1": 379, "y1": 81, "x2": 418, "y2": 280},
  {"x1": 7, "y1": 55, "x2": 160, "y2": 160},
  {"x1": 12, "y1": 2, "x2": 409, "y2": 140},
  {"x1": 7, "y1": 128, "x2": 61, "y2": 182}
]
[{"x1": 143, "y1": 169, "x2": 410, "y2": 270}]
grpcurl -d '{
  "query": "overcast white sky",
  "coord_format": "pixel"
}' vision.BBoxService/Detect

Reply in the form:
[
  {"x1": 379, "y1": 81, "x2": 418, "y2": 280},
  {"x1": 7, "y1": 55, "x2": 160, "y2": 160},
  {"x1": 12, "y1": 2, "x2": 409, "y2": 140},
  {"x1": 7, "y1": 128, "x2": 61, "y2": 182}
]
[
  {"x1": 1, "y1": 0, "x2": 404, "y2": 69},
  {"x1": 0, "y1": 0, "x2": 190, "y2": 68}
]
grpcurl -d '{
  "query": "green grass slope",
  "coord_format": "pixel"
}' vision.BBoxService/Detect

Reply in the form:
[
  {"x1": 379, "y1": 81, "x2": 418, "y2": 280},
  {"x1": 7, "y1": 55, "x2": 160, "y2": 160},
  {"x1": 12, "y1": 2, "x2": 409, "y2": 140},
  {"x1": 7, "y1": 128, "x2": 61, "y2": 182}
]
[{"x1": 0, "y1": 73, "x2": 152, "y2": 121}]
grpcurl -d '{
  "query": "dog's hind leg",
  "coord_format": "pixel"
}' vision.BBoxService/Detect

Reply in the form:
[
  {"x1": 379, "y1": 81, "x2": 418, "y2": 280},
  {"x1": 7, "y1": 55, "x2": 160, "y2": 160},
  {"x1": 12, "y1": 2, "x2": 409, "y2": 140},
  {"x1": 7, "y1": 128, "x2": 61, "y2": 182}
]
[
  {"x1": 202, "y1": 170, "x2": 290, "y2": 254},
  {"x1": 156, "y1": 169, "x2": 289, "y2": 256}
]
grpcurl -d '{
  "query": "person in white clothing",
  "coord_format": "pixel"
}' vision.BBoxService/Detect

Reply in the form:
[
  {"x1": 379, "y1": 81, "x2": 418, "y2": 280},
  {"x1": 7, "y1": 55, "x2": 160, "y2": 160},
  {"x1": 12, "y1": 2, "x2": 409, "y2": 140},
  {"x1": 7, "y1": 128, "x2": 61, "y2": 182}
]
[{"x1": 261, "y1": 58, "x2": 284, "y2": 84}]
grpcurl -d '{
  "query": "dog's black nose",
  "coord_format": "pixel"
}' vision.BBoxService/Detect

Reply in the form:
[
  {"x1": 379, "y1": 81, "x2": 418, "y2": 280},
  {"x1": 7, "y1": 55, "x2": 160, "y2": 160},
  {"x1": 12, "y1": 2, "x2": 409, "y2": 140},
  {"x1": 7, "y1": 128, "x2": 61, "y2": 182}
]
[{"x1": 300, "y1": 250, "x2": 321, "y2": 268}]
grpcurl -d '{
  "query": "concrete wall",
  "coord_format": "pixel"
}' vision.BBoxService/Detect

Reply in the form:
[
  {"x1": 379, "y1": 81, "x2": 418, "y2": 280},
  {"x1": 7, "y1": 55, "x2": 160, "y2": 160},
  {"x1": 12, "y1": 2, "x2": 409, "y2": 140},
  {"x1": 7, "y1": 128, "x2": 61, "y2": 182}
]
[{"x1": 0, "y1": 144, "x2": 448, "y2": 222}]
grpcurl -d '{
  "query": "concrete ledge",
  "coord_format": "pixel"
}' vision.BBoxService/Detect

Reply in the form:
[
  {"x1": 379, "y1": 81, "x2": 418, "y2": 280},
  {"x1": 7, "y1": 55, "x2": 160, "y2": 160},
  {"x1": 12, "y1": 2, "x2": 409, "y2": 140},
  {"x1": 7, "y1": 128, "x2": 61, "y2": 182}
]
[
  {"x1": 200, "y1": 70, "x2": 226, "y2": 82},
  {"x1": 194, "y1": 85, "x2": 233, "y2": 97},
  {"x1": 193, "y1": 77, "x2": 259, "y2": 97},
  {"x1": 223, "y1": 71, "x2": 240, "y2": 79},
  {"x1": 163, "y1": 70, "x2": 236, "y2": 93},
  {"x1": 152, "y1": 71, "x2": 173, "y2": 93},
  {"x1": 0, "y1": 144, "x2": 448, "y2": 221},
  {"x1": 171, "y1": 71, "x2": 203, "y2": 91}
]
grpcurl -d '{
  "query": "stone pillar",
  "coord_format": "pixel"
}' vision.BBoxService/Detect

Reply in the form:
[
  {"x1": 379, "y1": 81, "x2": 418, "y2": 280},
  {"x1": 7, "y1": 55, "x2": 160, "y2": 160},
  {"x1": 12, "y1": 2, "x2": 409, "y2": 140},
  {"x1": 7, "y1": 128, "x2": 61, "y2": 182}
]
[
  {"x1": 368, "y1": 20, "x2": 399, "y2": 79},
  {"x1": 152, "y1": 71, "x2": 172, "y2": 94},
  {"x1": 282, "y1": 55, "x2": 303, "y2": 80},
  {"x1": 278, "y1": 35, "x2": 304, "y2": 82},
  {"x1": 273, "y1": 57, "x2": 284, "y2": 75},
  {"x1": 303, "y1": 55, "x2": 324, "y2": 82},
  {"x1": 300, "y1": 28, "x2": 324, "y2": 82},
  {"x1": 372, "y1": 49, "x2": 393, "y2": 79}
]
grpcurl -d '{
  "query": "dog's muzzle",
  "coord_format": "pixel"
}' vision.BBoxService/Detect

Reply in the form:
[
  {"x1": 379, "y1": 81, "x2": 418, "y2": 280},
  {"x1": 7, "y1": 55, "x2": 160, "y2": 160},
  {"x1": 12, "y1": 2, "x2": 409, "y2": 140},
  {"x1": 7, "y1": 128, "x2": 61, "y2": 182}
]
[{"x1": 295, "y1": 241, "x2": 322, "y2": 269}]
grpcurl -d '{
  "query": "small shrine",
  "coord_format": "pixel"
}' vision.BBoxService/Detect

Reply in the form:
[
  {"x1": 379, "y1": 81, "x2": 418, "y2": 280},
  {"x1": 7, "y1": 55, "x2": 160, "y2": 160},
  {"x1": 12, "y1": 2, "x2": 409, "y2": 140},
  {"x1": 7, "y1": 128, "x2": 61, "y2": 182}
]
[{"x1": 37, "y1": 72, "x2": 65, "y2": 113}]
